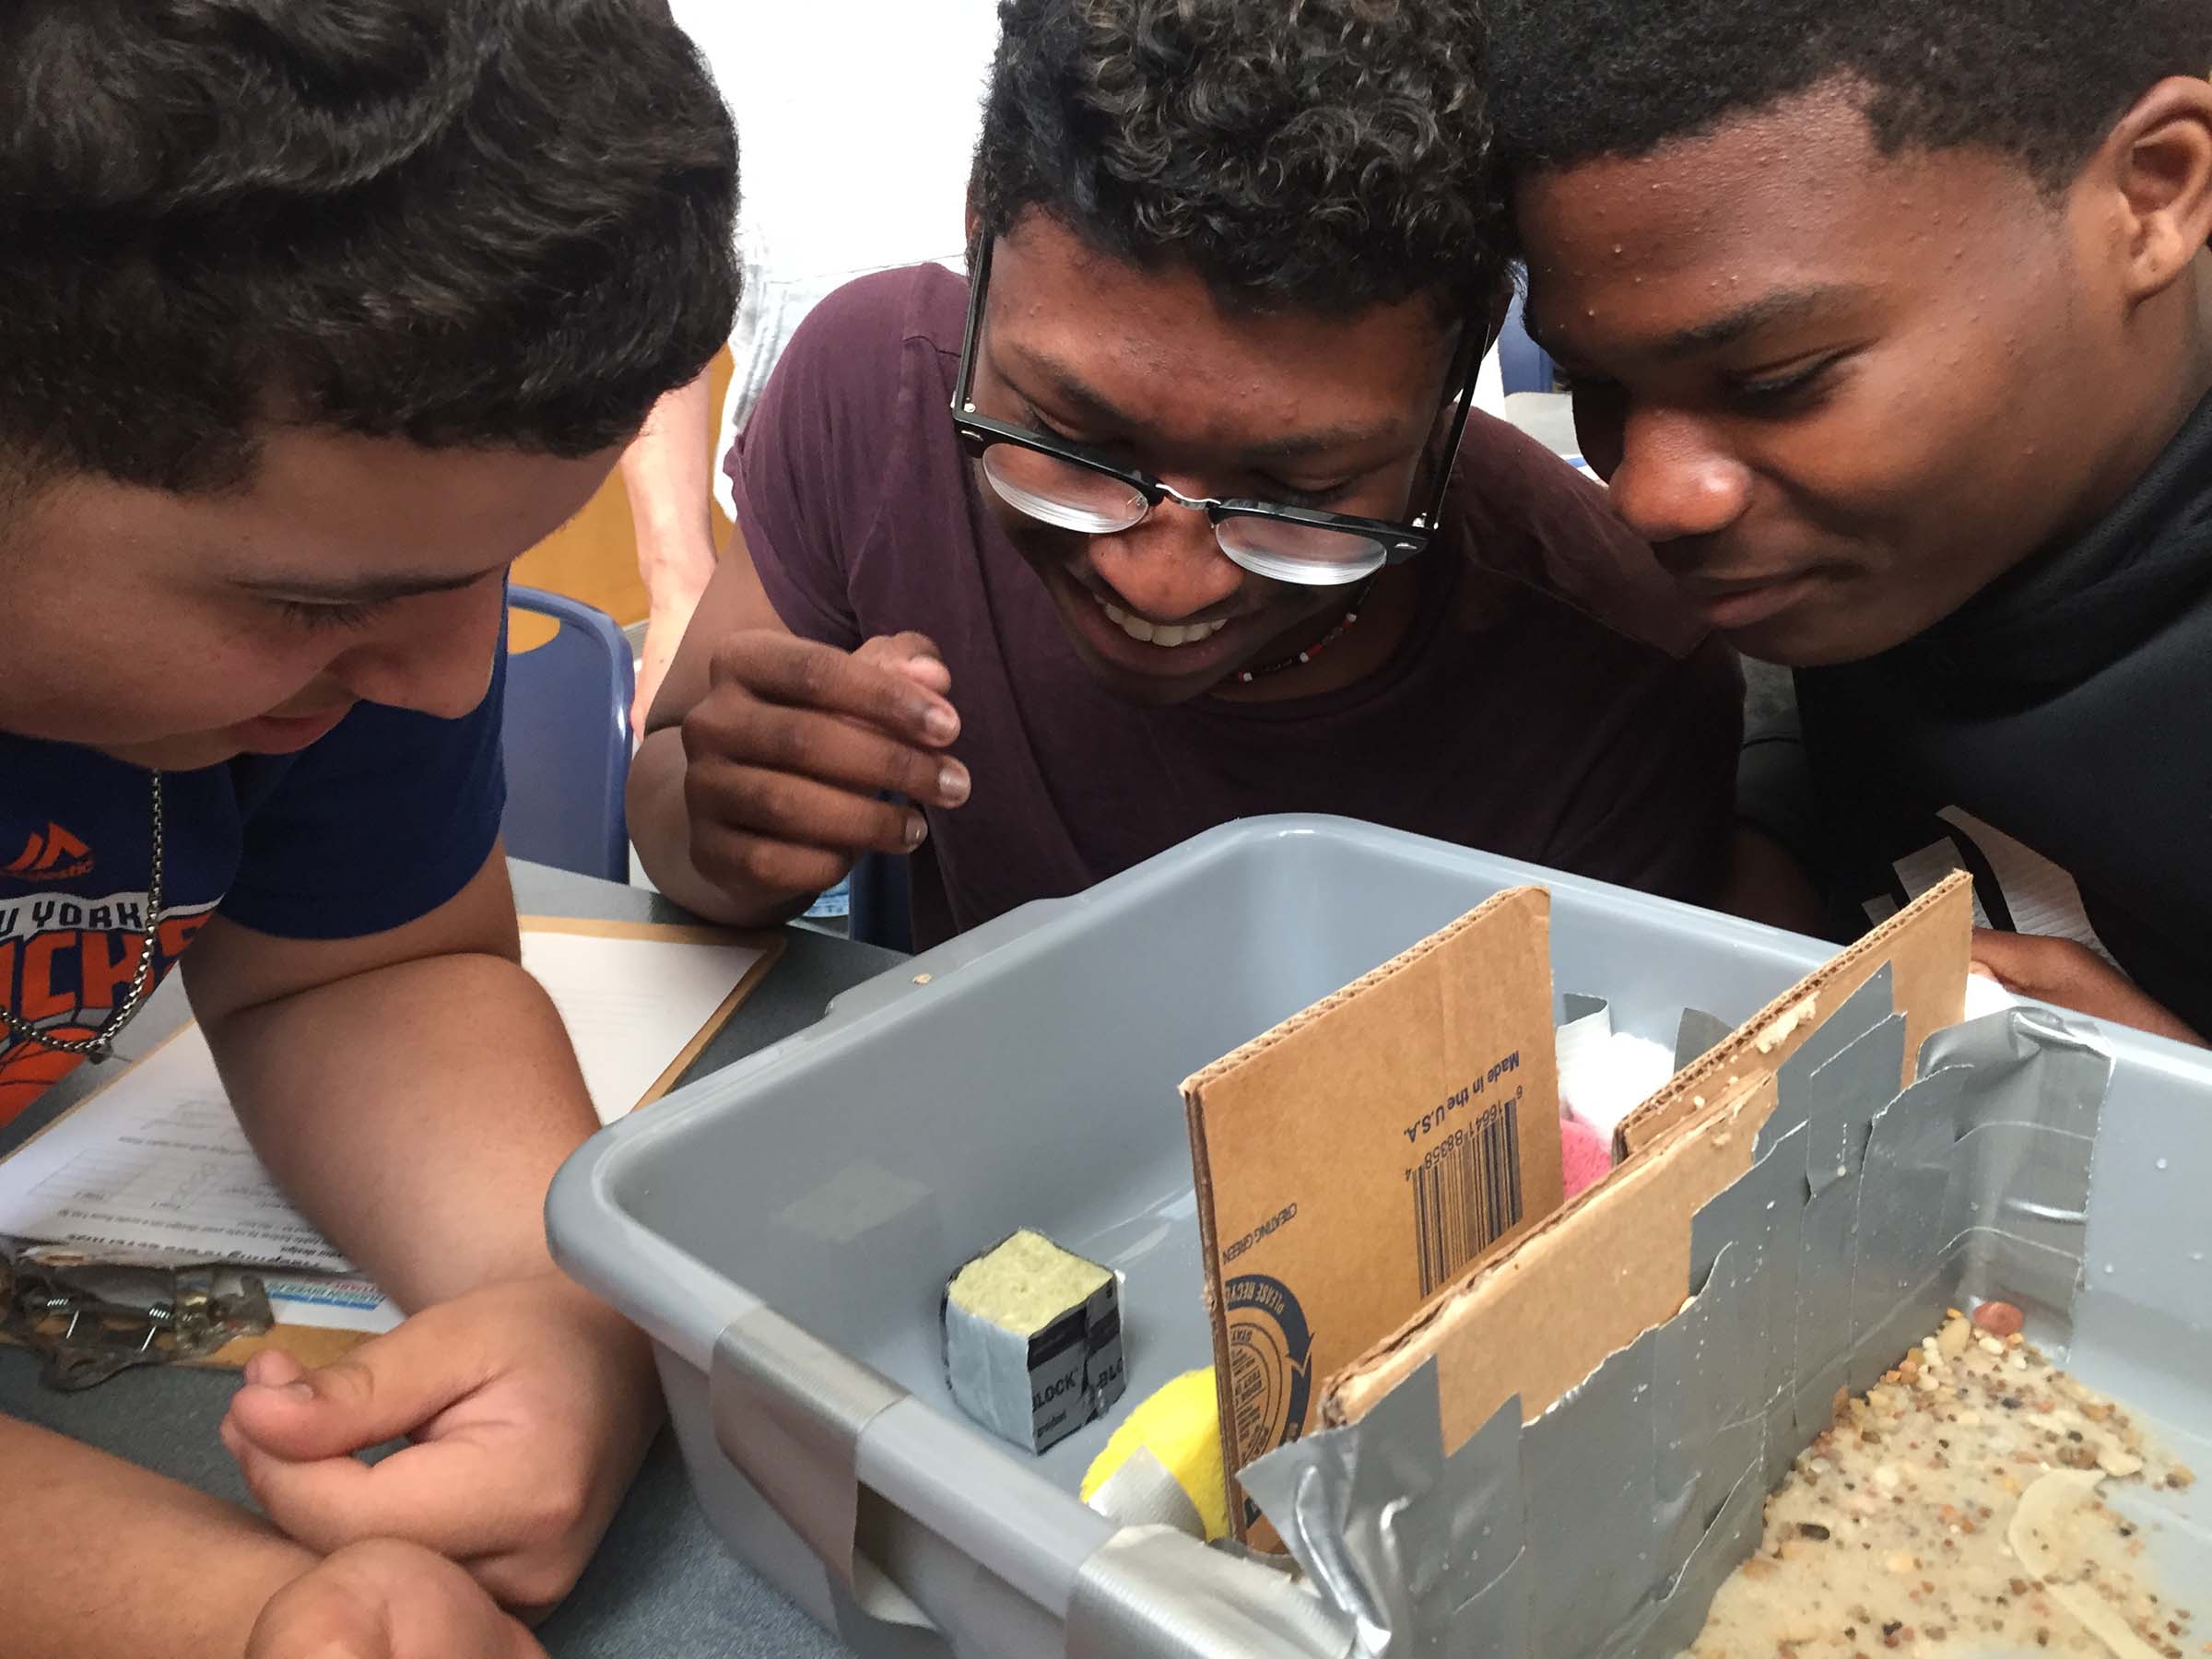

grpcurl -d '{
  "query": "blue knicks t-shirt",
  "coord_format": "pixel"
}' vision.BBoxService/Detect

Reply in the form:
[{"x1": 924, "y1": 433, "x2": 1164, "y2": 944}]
[{"x1": 0, "y1": 653, "x2": 506, "y2": 1124}]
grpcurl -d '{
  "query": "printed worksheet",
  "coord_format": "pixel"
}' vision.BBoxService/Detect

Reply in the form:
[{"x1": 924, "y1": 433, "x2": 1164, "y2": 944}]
[
  {"x1": 0, "y1": 1030, "x2": 349, "y2": 1271},
  {"x1": 0, "y1": 923, "x2": 772, "y2": 1278}
]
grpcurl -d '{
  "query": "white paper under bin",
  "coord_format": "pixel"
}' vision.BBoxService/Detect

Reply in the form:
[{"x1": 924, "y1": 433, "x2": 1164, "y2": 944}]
[{"x1": 546, "y1": 815, "x2": 2212, "y2": 1657}]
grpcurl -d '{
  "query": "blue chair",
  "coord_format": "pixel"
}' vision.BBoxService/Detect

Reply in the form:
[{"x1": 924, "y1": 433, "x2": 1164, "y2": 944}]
[
  {"x1": 1498, "y1": 289, "x2": 1558, "y2": 396},
  {"x1": 502, "y1": 586, "x2": 636, "y2": 882}
]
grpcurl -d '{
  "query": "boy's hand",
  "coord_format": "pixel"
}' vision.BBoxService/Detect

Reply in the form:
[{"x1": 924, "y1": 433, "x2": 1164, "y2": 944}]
[
  {"x1": 220, "y1": 1271, "x2": 661, "y2": 1618},
  {"x1": 1970, "y1": 928, "x2": 2205, "y2": 1046},
  {"x1": 248, "y1": 1540, "x2": 545, "y2": 1659},
  {"x1": 677, "y1": 629, "x2": 970, "y2": 903}
]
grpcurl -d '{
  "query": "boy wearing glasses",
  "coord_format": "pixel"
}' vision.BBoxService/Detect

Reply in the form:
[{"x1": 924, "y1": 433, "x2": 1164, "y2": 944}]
[
  {"x1": 629, "y1": 0, "x2": 1745, "y2": 946},
  {"x1": 1492, "y1": 0, "x2": 2212, "y2": 1043}
]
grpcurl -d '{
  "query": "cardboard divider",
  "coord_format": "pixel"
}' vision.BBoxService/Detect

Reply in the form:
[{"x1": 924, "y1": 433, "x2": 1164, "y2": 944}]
[
  {"x1": 1319, "y1": 875, "x2": 1971, "y2": 1454},
  {"x1": 1182, "y1": 888, "x2": 1564, "y2": 1542},
  {"x1": 1614, "y1": 873, "x2": 1972, "y2": 1160}
]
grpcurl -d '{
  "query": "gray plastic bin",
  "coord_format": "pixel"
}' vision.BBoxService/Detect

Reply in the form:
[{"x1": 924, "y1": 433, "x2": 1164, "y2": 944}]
[{"x1": 547, "y1": 815, "x2": 2212, "y2": 1657}]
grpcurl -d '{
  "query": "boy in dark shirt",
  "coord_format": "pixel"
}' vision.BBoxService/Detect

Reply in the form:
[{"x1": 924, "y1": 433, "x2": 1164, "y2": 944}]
[
  {"x1": 1493, "y1": 0, "x2": 2212, "y2": 1043},
  {"x1": 0, "y1": 3, "x2": 735, "y2": 1652},
  {"x1": 629, "y1": 0, "x2": 1745, "y2": 945}
]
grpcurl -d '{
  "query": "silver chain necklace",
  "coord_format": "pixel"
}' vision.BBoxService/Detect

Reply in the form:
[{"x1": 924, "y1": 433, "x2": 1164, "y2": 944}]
[{"x1": 0, "y1": 771, "x2": 165, "y2": 1064}]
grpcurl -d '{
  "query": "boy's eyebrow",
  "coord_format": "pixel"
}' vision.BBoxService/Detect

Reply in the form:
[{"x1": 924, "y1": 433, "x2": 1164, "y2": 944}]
[
  {"x1": 999, "y1": 341, "x2": 1400, "y2": 462},
  {"x1": 1524, "y1": 282, "x2": 1867, "y2": 361},
  {"x1": 234, "y1": 561, "x2": 510, "y2": 604}
]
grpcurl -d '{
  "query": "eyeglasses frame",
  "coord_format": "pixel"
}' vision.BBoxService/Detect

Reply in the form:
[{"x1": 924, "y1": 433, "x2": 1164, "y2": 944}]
[{"x1": 948, "y1": 230, "x2": 1490, "y2": 574}]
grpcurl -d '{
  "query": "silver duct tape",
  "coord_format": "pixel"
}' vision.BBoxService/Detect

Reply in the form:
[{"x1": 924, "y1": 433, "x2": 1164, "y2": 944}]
[
  {"x1": 1850, "y1": 1065, "x2": 1969, "y2": 1394},
  {"x1": 1240, "y1": 1361, "x2": 1527, "y2": 1653},
  {"x1": 1242, "y1": 1000, "x2": 2121, "y2": 1659},
  {"x1": 1447, "y1": 1547, "x2": 1535, "y2": 1657},
  {"x1": 1789, "y1": 1012, "x2": 1908, "y2": 1432},
  {"x1": 1757, "y1": 962, "x2": 1894, "y2": 1158},
  {"x1": 1523, "y1": 1327, "x2": 1664, "y2": 1656},
  {"x1": 1064, "y1": 1524, "x2": 1357, "y2": 1659},
  {"x1": 1084, "y1": 1447, "x2": 1209, "y2": 1541},
  {"x1": 1674, "y1": 1007, "x2": 1734, "y2": 1072},
  {"x1": 1720, "y1": 1120, "x2": 1814, "y2": 1491},
  {"x1": 1563, "y1": 992, "x2": 1609, "y2": 1024},
  {"x1": 708, "y1": 1307, "x2": 919, "y2": 1623},
  {"x1": 1927, "y1": 1008, "x2": 2110, "y2": 1316},
  {"x1": 1630, "y1": 1460, "x2": 1768, "y2": 1659},
  {"x1": 1652, "y1": 1241, "x2": 1763, "y2": 1577}
]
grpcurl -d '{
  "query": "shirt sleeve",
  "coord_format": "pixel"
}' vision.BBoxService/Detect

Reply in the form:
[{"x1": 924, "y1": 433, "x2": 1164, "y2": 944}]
[
  {"x1": 219, "y1": 648, "x2": 508, "y2": 940},
  {"x1": 728, "y1": 271, "x2": 924, "y2": 652}
]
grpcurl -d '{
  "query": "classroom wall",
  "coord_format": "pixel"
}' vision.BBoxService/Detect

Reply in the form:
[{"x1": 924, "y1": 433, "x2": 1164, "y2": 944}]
[{"x1": 509, "y1": 345, "x2": 736, "y2": 627}]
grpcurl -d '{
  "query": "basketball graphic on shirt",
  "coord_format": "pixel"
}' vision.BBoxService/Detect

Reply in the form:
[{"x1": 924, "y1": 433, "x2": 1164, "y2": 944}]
[
  {"x1": 0, "y1": 1024, "x2": 102, "y2": 1125},
  {"x1": 0, "y1": 904, "x2": 217, "y2": 1127}
]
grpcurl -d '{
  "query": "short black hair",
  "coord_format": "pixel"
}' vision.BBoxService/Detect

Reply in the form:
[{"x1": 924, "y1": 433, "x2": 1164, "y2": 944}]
[
  {"x1": 1488, "y1": 0, "x2": 2212, "y2": 190},
  {"x1": 0, "y1": 0, "x2": 739, "y2": 495},
  {"x1": 971, "y1": 0, "x2": 1509, "y2": 319}
]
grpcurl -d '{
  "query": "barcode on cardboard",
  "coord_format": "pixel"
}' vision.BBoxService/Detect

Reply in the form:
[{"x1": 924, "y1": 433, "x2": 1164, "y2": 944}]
[{"x1": 1410, "y1": 1099, "x2": 1524, "y2": 1298}]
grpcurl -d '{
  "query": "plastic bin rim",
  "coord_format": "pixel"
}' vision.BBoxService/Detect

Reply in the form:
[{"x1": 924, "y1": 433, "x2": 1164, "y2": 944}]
[{"x1": 543, "y1": 814, "x2": 1825, "y2": 1365}]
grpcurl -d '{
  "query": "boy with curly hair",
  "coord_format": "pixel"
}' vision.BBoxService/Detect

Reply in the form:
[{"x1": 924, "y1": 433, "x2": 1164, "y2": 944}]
[
  {"x1": 629, "y1": 0, "x2": 1745, "y2": 947},
  {"x1": 1492, "y1": 0, "x2": 2212, "y2": 1043}
]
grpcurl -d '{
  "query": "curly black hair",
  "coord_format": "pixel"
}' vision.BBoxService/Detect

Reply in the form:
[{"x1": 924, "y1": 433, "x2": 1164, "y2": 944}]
[
  {"x1": 0, "y1": 0, "x2": 739, "y2": 495},
  {"x1": 971, "y1": 0, "x2": 1508, "y2": 317},
  {"x1": 1488, "y1": 0, "x2": 2212, "y2": 190}
]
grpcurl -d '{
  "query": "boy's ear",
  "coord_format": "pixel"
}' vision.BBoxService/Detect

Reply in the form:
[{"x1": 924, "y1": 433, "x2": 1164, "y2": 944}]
[{"x1": 2096, "y1": 75, "x2": 2212, "y2": 303}]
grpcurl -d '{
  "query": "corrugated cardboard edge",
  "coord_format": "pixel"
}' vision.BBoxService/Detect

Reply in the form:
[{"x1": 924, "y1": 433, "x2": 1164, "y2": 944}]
[
  {"x1": 1180, "y1": 888, "x2": 1550, "y2": 1096},
  {"x1": 1613, "y1": 872, "x2": 1971, "y2": 1160},
  {"x1": 1322, "y1": 874, "x2": 1971, "y2": 1452},
  {"x1": 1181, "y1": 887, "x2": 1550, "y2": 1541}
]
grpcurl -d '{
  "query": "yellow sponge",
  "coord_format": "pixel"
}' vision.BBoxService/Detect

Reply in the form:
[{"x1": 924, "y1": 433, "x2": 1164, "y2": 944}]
[{"x1": 1079, "y1": 1367, "x2": 1231, "y2": 1542}]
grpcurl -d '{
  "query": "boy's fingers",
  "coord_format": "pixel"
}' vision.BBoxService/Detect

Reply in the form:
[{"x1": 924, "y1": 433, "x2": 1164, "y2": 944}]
[
  {"x1": 231, "y1": 1432, "x2": 568, "y2": 1564},
  {"x1": 712, "y1": 632, "x2": 959, "y2": 745},
  {"x1": 225, "y1": 1317, "x2": 484, "y2": 1463}
]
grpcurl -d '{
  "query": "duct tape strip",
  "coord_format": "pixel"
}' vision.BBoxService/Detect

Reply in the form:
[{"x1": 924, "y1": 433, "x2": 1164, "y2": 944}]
[
  {"x1": 1065, "y1": 1524, "x2": 1357, "y2": 1659},
  {"x1": 1523, "y1": 1323, "x2": 1664, "y2": 1655},
  {"x1": 709, "y1": 1306, "x2": 918, "y2": 1624},
  {"x1": 1851, "y1": 1065, "x2": 1970, "y2": 1392},
  {"x1": 1241, "y1": 998, "x2": 2120, "y2": 1657},
  {"x1": 1652, "y1": 1241, "x2": 1763, "y2": 1578},
  {"x1": 1924, "y1": 1008, "x2": 2110, "y2": 1319},
  {"x1": 1758, "y1": 963, "x2": 1894, "y2": 1158},
  {"x1": 1240, "y1": 1360, "x2": 1526, "y2": 1655},
  {"x1": 1674, "y1": 1007, "x2": 1735, "y2": 1072},
  {"x1": 1788, "y1": 1011, "x2": 1908, "y2": 1434}
]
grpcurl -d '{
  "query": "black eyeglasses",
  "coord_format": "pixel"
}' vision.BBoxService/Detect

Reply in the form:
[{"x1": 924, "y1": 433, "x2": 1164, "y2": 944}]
[{"x1": 949, "y1": 232, "x2": 1487, "y2": 588}]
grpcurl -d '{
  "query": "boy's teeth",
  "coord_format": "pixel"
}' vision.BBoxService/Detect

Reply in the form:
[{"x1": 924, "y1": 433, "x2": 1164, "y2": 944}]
[{"x1": 1099, "y1": 596, "x2": 1227, "y2": 649}]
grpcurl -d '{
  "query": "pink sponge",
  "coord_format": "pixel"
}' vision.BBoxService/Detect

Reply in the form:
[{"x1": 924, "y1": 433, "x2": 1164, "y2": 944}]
[{"x1": 1559, "y1": 1112, "x2": 1614, "y2": 1199}]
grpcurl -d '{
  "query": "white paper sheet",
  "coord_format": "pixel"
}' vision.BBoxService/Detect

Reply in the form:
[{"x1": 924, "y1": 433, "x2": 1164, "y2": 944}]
[
  {"x1": 0, "y1": 925, "x2": 764, "y2": 1276},
  {"x1": 517, "y1": 928, "x2": 765, "y2": 1127},
  {"x1": 0, "y1": 1032, "x2": 351, "y2": 1271}
]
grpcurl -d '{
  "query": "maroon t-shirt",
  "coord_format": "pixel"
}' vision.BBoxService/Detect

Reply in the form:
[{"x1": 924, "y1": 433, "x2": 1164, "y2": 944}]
[{"x1": 731, "y1": 265, "x2": 1741, "y2": 949}]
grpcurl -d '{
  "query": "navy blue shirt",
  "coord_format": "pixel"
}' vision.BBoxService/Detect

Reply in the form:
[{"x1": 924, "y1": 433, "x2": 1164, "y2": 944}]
[{"x1": 0, "y1": 655, "x2": 506, "y2": 1124}]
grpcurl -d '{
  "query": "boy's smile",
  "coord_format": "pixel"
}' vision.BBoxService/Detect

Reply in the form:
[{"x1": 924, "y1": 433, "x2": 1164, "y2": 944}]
[{"x1": 967, "y1": 213, "x2": 1461, "y2": 706}]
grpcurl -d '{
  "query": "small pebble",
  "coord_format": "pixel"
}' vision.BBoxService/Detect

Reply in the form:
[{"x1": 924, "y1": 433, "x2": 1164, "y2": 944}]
[{"x1": 1971, "y1": 1301, "x2": 2025, "y2": 1339}]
